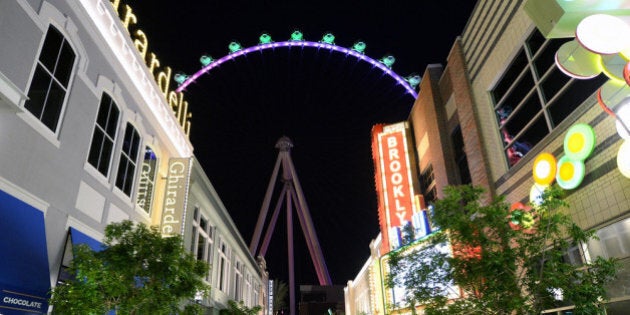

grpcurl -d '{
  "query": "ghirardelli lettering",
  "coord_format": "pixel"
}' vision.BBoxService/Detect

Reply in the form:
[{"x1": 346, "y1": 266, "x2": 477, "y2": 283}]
[{"x1": 161, "y1": 158, "x2": 192, "y2": 236}]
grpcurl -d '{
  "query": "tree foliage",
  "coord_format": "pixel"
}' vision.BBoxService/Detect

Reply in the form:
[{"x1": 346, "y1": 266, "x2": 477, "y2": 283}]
[
  {"x1": 386, "y1": 185, "x2": 618, "y2": 315},
  {"x1": 272, "y1": 279, "x2": 288, "y2": 313},
  {"x1": 50, "y1": 220, "x2": 210, "y2": 315},
  {"x1": 219, "y1": 300, "x2": 262, "y2": 315}
]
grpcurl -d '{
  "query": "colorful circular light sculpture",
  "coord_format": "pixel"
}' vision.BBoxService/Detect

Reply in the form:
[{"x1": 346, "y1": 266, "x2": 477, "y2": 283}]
[
  {"x1": 533, "y1": 152, "x2": 557, "y2": 185},
  {"x1": 352, "y1": 41, "x2": 366, "y2": 53},
  {"x1": 556, "y1": 156, "x2": 586, "y2": 190},
  {"x1": 229, "y1": 41, "x2": 242, "y2": 53},
  {"x1": 259, "y1": 33, "x2": 273, "y2": 44},
  {"x1": 529, "y1": 184, "x2": 546, "y2": 207},
  {"x1": 508, "y1": 202, "x2": 536, "y2": 233},
  {"x1": 555, "y1": 40, "x2": 601, "y2": 79},
  {"x1": 321, "y1": 33, "x2": 335, "y2": 44},
  {"x1": 200, "y1": 55, "x2": 213, "y2": 67},
  {"x1": 290, "y1": 30, "x2": 303, "y2": 41},
  {"x1": 616, "y1": 98, "x2": 630, "y2": 139},
  {"x1": 576, "y1": 14, "x2": 630, "y2": 55},
  {"x1": 564, "y1": 124, "x2": 596, "y2": 161},
  {"x1": 618, "y1": 140, "x2": 630, "y2": 178},
  {"x1": 380, "y1": 55, "x2": 395, "y2": 68}
]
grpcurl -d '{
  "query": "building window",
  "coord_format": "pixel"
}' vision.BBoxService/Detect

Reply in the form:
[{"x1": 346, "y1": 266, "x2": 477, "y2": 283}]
[
  {"x1": 87, "y1": 93, "x2": 120, "y2": 177},
  {"x1": 244, "y1": 272, "x2": 252, "y2": 306},
  {"x1": 24, "y1": 25, "x2": 76, "y2": 132},
  {"x1": 451, "y1": 126, "x2": 472, "y2": 185},
  {"x1": 136, "y1": 146, "x2": 158, "y2": 213},
  {"x1": 190, "y1": 207, "x2": 214, "y2": 281},
  {"x1": 115, "y1": 123, "x2": 141, "y2": 196},
  {"x1": 587, "y1": 218, "x2": 630, "y2": 260},
  {"x1": 420, "y1": 164, "x2": 437, "y2": 203},
  {"x1": 234, "y1": 260, "x2": 243, "y2": 301},
  {"x1": 491, "y1": 29, "x2": 607, "y2": 167},
  {"x1": 217, "y1": 239, "x2": 231, "y2": 293}
]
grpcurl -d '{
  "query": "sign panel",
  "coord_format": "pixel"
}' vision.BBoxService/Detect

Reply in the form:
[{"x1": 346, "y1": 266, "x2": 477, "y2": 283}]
[
  {"x1": 377, "y1": 127, "x2": 415, "y2": 228},
  {"x1": 161, "y1": 157, "x2": 193, "y2": 236},
  {"x1": 268, "y1": 280, "x2": 274, "y2": 315}
]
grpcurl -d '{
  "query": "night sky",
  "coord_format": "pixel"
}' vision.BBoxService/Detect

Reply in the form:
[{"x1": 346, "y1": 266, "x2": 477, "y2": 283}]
[{"x1": 130, "y1": 0, "x2": 477, "y2": 285}]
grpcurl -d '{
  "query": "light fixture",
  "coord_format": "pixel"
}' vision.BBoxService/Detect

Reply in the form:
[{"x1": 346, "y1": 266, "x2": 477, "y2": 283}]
[
  {"x1": 556, "y1": 156, "x2": 586, "y2": 190},
  {"x1": 576, "y1": 14, "x2": 630, "y2": 55},
  {"x1": 533, "y1": 152, "x2": 557, "y2": 185},
  {"x1": 564, "y1": 123, "x2": 596, "y2": 161}
]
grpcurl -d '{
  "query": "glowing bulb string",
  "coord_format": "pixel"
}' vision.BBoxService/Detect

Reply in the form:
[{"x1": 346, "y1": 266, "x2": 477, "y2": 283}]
[{"x1": 597, "y1": 89, "x2": 630, "y2": 136}]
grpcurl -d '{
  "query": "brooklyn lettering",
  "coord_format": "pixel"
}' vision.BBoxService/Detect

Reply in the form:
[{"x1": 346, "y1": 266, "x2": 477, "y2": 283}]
[{"x1": 386, "y1": 136, "x2": 407, "y2": 224}]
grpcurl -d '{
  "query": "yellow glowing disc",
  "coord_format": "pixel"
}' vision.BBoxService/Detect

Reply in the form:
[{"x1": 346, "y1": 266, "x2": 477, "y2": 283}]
[
  {"x1": 564, "y1": 124, "x2": 596, "y2": 161},
  {"x1": 532, "y1": 153, "x2": 557, "y2": 185},
  {"x1": 556, "y1": 156, "x2": 585, "y2": 190}
]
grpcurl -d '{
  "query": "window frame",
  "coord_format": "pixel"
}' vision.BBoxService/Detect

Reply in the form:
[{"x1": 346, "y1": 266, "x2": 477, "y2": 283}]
[
  {"x1": 23, "y1": 24, "x2": 77, "y2": 135},
  {"x1": 114, "y1": 122, "x2": 142, "y2": 197},
  {"x1": 490, "y1": 29, "x2": 606, "y2": 168},
  {"x1": 87, "y1": 92, "x2": 120, "y2": 178}
]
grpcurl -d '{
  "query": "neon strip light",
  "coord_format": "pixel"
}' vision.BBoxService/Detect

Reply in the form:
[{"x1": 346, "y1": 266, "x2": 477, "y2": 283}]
[{"x1": 175, "y1": 41, "x2": 418, "y2": 98}]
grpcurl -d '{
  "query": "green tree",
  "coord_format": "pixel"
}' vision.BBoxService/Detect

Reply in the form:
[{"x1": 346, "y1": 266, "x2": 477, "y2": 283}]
[
  {"x1": 272, "y1": 279, "x2": 288, "y2": 314},
  {"x1": 386, "y1": 185, "x2": 618, "y2": 315},
  {"x1": 50, "y1": 220, "x2": 210, "y2": 315},
  {"x1": 219, "y1": 300, "x2": 262, "y2": 315}
]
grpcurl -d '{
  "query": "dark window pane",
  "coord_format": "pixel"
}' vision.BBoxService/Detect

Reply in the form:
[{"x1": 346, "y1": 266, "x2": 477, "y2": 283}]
[
  {"x1": 39, "y1": 26, "x2": 63, "y2": 70},
  {"x1": 533, "y1": 38, "x2": 571, "y2": 77},
  {"x1": 505, "y1": 115, "x2": 548, "y2": 166},
  {"x1": 55, "y1": 42, "x2": 75, "y2": 86},
  {"x1": 25, "y1": 65, "x2": 51, "y2": 118},
  {"x1": 451, "y1": 126, "x2": 471, "y2": 185},
  {"x1": 116, "y1": 157, "x2": 127, "y2": 190},
  {"x1": 41, "y1": 80, "x2": 65, "y2": 131},
  {"x1": 88, "y1": 129, "x2": 104, "y2": 169},
  {"x1": 541, "y1": 67, "x2": 571, "y2": 102},
  {"x1": 124, "y1": 162, "x2": 135, "y2": 194},
  {"x1": 526, "y1": 29, "x2": 545, "y2": 56},
  {"x1": 190, "y1": 226, "x2": 198, "y2": 252},
  {"x1": 96, "y1": 94, "x2": 111, "y2": 128},
  {"x1": 498, "y1": 71, "x2": 535, "y2": 117},
  {"x1": 100, "y1": 139, "x2": 113, "y2": 175},
  {"x1": 548, "y1": 74, "x2": 607, "y2": 127},
  {"x1": 130, "y1": 130, "x2": 140, "y2": 159},
  {"x1": 502, "y1": 94, "x2": 544, "y2": 137},
  {"x1": 107, "y1": 105, "x2": 120, "y2": 137},
  {"x1": 491, "y1": 49, "x2": 528, "y2": 103},
  {"x1": 122, "y1": 127, "x2": 133, "y2": 154}
]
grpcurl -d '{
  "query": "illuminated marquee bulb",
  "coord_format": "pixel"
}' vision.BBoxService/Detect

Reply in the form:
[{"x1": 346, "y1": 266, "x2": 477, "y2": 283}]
[
  {"x1": 556, "y1": 156, "x2": 586, "y2": 190},
  {"x1": 352, "y1": 41, "x2": 366, "y2": 53},
  {"x1": 228, "y1": 41, "x2": 242, "y2": 53},
  {"x1": 406, "y1": 75, "x2": 421, "y2": 89},
  {"x1": 321, "y1": 33, "x2": 335, "y2": 45},
  {"x1": 380, "y1": 55, "x2": 395, "y2": 69},
  {"x1": 532, "y1": 152, "x2": 557, "y2": 185},
  {"x1": 199, "y1": 55, "x2": 213, "y2": 67},
  {"x1": 576, "y1": 14, "x2": 630, "y2": 55},
  {"x1": 290, "y1": 30, "x2": 303, "y2": 41},
  {"x1": 259, "y1": 33, "x2": 273, "y2": 44},
  {"x1": 564, "y1": 123, "x2": 596, "y2": 161},
  {"x1": 618, "y1": 140, "x2": 630, "y2": 178}
]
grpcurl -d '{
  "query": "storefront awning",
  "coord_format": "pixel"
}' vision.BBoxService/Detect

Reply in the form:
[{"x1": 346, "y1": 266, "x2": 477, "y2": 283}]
[
  {"x1": 69, "y1": 227, "x2": 103, "y2": 252},
  {"x1": 0, "y1": 190, "x2": 50, "y2": 315}
]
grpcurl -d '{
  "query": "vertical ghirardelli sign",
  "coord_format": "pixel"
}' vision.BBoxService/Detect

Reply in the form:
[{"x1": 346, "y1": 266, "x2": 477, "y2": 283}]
[{"x1": 161, "y1": 157, "x2": 192, "y2": 236}]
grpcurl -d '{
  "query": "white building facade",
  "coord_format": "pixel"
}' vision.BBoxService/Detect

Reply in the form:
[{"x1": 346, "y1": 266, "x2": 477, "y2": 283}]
[{"x1": 0, "y1": 1, "x2": 266, "y2": 314}]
